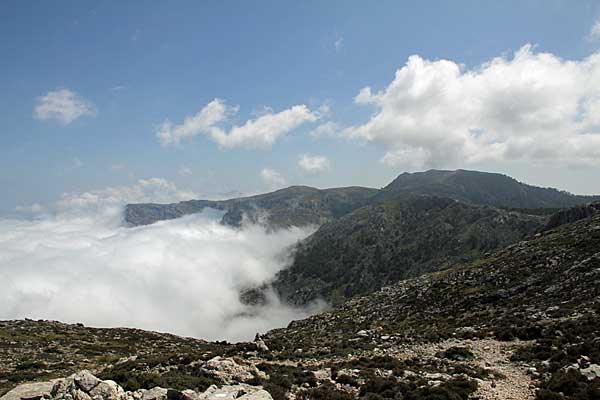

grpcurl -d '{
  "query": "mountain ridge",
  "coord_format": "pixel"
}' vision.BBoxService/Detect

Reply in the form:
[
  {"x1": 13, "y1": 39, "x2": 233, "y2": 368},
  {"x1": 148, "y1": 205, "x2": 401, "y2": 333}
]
[{"x1": 124, "y1": 169, "x2": 600, "y2": 228}]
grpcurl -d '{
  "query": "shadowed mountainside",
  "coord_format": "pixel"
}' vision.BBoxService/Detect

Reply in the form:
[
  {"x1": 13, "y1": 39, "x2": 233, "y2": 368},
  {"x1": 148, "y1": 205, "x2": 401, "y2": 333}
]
[{"x1": 269, "y1": 194, "x2": 547, "y2": 306}]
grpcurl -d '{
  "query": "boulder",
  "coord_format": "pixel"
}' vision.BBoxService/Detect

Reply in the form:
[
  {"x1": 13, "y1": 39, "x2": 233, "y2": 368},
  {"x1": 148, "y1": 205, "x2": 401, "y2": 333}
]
[
  {"x1": 203, "y1": 357, "x2": 265, "y2": 384},
  {"x1": 140, "y1": 388, "x2": 167, "y2": 400},
  {"x1": 198, "y1": 385, "x2": 272, "y2": 400},
  {"x1": 88, "y1": 381, "x2": 125, "y2": 400},
  {"x1": 73, "y1": 372, "x2": 100, "y2": 393},
  {"x1": 580, "y1": 364, "x2": 600, "y2": 380},
  {"x1": 71, "y1": 389, "x2": 92, "y2": 400},
  {"x1": 0, "y1": 381, "x2": 55, "y2": 400}
]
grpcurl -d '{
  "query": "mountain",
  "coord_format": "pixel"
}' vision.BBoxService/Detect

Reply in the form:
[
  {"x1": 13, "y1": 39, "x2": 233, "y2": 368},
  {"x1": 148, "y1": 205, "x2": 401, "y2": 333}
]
[
  {"x1": 125, "y1": 186, "x2": 378, "y2": 228},
  {"x1": 2, "y1": 206, "x2": 599, "y2": 400},
  {"x1": 267, "y1": 194, "x2": 547, "y2": 306},
  {"x1": 378, "y1": 169, "x2": 600, "y2": 209},
  {"x1": 126, "y1": 169, "x2": 599, "y2": 307},
  {"x1": 125, "y1": 170, "x2": 599, "y2": 229}
]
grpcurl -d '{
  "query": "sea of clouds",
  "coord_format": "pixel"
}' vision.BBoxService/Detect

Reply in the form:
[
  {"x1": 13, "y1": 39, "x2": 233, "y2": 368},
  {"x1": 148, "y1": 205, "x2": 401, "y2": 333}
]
[{"x1": 0, "y1": 179, "x2": 322, "y2": 342}]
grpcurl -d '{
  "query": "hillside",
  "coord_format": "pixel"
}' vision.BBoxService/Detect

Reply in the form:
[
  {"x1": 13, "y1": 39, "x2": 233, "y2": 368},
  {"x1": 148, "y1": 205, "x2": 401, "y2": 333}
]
[
  {"x1": 269, "y1": 194, "x2": 546, "y2": 305},
  {"x1": 2, "y1": 207, "x2": 599, "y2": 400}
]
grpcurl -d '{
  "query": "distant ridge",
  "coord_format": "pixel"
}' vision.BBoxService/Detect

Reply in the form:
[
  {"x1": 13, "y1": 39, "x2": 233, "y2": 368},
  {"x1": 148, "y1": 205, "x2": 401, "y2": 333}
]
[
  {"x1": 125, "y1": 185, "x2": 378, "y2": 228},
  {"x1": 125, "y1": 169, "x2": 600, "y2": 227}
]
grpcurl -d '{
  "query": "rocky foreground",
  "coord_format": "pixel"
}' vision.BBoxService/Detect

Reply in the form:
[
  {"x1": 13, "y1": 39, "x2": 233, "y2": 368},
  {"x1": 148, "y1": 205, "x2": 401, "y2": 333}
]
[{"x1": 2, "y1": 209, "x2": 600, "y2": 399}]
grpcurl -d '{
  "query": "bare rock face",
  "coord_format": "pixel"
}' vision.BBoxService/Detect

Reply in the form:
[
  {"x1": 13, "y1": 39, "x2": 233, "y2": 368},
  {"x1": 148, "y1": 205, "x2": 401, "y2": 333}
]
[{"x1": 0, "y1": 381, "x2": 55, "y2": 400}]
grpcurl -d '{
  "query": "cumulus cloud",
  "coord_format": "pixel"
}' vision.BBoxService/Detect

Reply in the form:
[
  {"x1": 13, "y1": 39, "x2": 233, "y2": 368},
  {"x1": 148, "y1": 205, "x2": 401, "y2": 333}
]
[
  {"x1": 589, "y1": 18, "x2": 600, "y2": 41},
  {"x1": 34, "y1": 89, "x2": 96, "y2": 124},
  {"x1": 298, "y1": 154, "x2": 331, "y2": 175},
  {"x1": 158, "y1": 99, "x2": 320, "y2": 149},
  {"x1": 260, "y1": 168, "x2": 286, "y2": 189},
  {"x1": 0, "y1": 180, "x2": 321, "y2": 342},
  {"x1": 309, "y1": 121, "x2": 340, "y2": 137},
  {"x1": 344, "y1": 44, "x2": 600, "y2": 169}
]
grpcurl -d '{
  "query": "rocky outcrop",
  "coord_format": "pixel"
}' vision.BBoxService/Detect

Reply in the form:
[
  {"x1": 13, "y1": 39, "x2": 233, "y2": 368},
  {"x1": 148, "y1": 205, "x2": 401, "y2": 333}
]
[
  {"x1": 0, "y1": 372, "x2": 272, "y2": 400},
  {"x1": 542, "y1": 202, "x2": 600, "y2": 231},
  {"x1": 0, "y1": 381, "x2": 56, "y2": 400},
  {"x1": 201, "y1": 357, "x2": 266, "y2": 384}
]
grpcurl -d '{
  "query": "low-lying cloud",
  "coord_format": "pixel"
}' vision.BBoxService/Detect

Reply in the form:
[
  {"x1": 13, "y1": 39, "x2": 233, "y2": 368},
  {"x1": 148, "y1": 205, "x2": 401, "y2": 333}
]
[{"x1": 0, "y1": 180, "x2": 321, "y2": 342}]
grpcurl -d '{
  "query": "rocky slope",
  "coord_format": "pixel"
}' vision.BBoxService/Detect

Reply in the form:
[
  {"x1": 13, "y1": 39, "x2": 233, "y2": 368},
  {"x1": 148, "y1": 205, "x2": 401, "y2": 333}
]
[
  {"x1": 269, "y1": 194, "x2": 547, "y2": 305},
  {"x1": 2, "y1": 207, "x2": 600, "y2": 400}
]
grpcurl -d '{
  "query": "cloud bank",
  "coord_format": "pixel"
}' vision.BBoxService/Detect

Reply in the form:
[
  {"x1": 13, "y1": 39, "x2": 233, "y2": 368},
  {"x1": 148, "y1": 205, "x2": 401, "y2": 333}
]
[
  {"x1": 34, "y1": 89, "x2": 96, "y2": 124},
  {"x1": 1, "y1": 180, "x2": 320, "y2": 342},
  {"x1": 345, "y1": 44, "x2": 600, "y2": 169},
  {"x1": 158, "y1": 99, "x2": 320, "y2": 149}
]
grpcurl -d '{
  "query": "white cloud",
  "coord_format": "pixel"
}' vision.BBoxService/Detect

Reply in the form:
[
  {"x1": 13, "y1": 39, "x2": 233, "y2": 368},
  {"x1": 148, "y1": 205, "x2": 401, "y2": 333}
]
[
  {"x1": 15, "y1": 203, "x2": 44, "y2": 214},
  {"x1": 110, "y1": 163, "x2": 126, "y2": 171},
  {"x1": 0, "y1": 181, "x2": 321, "y2": 342},
  {"x1": 344, "y1": 44, "x2": 600, "y2": 169},
  {"x1": 70, "y1": 157, "x2": 83, "y2": 169},
  {"x1": 33, "y1": 89, "x2": 96, "y2": 124},
  {"x1": 334, "y1": 35, "x2": 343, "y2": 52},
  {"x1": 55, "y1": 178, "x2": 196, "y2": 223},
  {"x1": 157, "y1": 99, "x2": 320, "y2": 149},
  {"x1": 179, "y1": 166, "x2": 192, "y2": 176},
  {"x1": 157, "y1": 99, "x2": 231, "y2": 146},
  {"x1": 298, "y1": 154, "x2": 331, "y2": 175},
  {"x1": 260, "y1": 168, "x2": 286, "y2": 189},
  {"x1": 589, "y1": 18, "x2": 600, "y2": 41},
  {"x1": 309, "y1": 121, "x2": 340, "y2": 137}
]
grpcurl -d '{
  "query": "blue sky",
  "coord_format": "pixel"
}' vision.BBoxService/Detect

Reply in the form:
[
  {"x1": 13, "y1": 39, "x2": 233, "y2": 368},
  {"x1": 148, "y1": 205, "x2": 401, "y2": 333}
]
[{"x1": 2, "y1": 0, "x2": 600, "y2": 213}]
